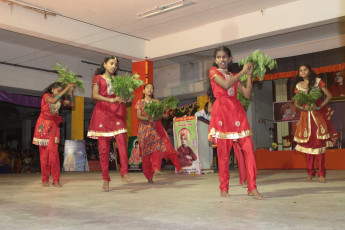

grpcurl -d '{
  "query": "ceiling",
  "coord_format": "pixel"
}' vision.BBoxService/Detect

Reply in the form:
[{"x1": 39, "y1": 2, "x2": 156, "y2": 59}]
[
  {"x1": 0, "y1": 0, "x2": 344, "y2": 69},
  {"x1": 14, "y1": 0, "x2": 297, "y2": 40}
]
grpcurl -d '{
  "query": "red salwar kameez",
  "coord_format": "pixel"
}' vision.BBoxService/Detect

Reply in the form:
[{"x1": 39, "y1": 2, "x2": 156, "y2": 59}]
[
  {"x1": 294, "y1": 78, "x2": 339, "y2": 177},
  {"x1": 33, "y1": 93, "x2": 63, "y2": 184},
  {"x1": 208, "y1": 67, "x2": 258, "y2": 194},
  {"x1": 87, "y1": 75, "x2": 128, "y2": 181}
]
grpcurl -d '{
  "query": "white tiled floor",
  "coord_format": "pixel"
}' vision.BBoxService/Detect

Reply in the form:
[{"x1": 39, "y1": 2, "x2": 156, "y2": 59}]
[{"x1": 0, "y1": 169, "x2": 344, "y2": 230}]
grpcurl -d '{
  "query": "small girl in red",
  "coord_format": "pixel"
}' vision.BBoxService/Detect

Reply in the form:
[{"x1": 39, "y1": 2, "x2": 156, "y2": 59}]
[
  {"x1": 33, "y1": 82, "x2": 75, "y2": 187},
  {"x1": 208, "y1": 46, "x2": 262, "y2": 199},
  {"x1": 87, "y1": 56, "x2": 132, "y2": 191},
  {"x1": 136, "y1": 84, "x2": 184, "y2": 183}
]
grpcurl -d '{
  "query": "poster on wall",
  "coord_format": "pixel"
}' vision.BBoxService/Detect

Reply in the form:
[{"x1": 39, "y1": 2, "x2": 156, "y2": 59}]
[
  {"x1": 273, "y1": 100, "x2": 300, "y2": 123},
  {"x1": 173, "y1": 116, "x2": 201, "y2": 175},
  {"x1": 128, "y1": 136, "x2": 142, "y2": 171},
  {"x1": 63, "y1": 140, "x2": 88, "y2": 171},
  {"x1": 323, "y1": 70, "x2": 345, "y2": 102}
]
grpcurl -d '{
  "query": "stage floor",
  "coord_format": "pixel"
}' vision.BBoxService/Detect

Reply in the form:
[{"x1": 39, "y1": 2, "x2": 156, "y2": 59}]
[{"x1": 1, "y1": 170, "x2": 344, "y2": 230}]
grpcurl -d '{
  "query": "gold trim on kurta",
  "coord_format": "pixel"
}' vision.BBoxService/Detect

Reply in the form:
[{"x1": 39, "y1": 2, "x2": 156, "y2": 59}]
[
  {"x1": 310, "y1": 111, "x2": 330, "y2": 140},
  {"x1": 87, "y1": 128, "x2": 127, "y2": 139},
  {"x1": 32, "y1": 137, "x2": 59, "y2": 146},
  {"x1": 295, "y1": 144, "x2": 326, "y2": 155},
  {"x1": 208, "y1": 128, "x2": 252, "y2": 140}
]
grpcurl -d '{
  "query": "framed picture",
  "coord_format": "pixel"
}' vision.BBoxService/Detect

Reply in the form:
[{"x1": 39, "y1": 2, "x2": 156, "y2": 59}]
[
  {"x1": 273, "y1": 100, "x2": 300, "y2": 123},
  {"x1": 323, "y1": 69, "x2": 345, "y2": 102}
]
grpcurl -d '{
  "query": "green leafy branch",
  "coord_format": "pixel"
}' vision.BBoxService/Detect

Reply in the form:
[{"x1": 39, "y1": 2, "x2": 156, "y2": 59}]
[
  {"x1": 238, "y1": 49, "x2": 277, "y2": 83},
  {"x1": 144, "y1": 96, "x2": 179, "y2": 119},
  {"x1": 53, "y1": 62, "x2": 84, "y2": 90},
  {"x1": 110, "y1": 73, "x2": 143, "y2": 101},
  {"x1": 293, "y1": 89, "x2": 322, "y2": 107}
]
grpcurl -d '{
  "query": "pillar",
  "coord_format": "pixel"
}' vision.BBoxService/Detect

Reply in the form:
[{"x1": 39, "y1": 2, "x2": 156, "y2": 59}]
[
  {"x1": 131, "y1": 58, "x2": 153, "y2": 136},
  {"x1": 197, "y1": 95, "x2": 208, "y2": 112},
  {"x1": 274, "y1": 78, "x2": 289, "y2": 150},
  {"x1": 71, "y1": 96, "x2": 84, "y2": 140}
]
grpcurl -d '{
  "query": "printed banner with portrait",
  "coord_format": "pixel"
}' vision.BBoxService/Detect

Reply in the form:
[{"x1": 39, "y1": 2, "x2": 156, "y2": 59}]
[
  {"x1": 63, "y1": 140, "x2": 88, "y2": 171},
  {"x1": 173, "y1": 116, "x2": 201, "y2": 174},
  {"x1": 273, "y1": 100, "x2": 300, "y2": 123},
  {"x1": 128, "y1": 136, "x2": 142, "y2": 171},
  {"x1": 323, "y1": 69, "x2": 345, "y2": 102}
]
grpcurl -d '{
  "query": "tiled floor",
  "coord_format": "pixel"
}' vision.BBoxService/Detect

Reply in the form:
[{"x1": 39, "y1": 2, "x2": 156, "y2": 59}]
[{"x1": 0, "y1": 169, "x2": 344, "y2": 230}]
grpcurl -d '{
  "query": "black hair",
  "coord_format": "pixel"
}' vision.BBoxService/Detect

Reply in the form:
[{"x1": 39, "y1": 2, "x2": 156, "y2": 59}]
[
  {"x1": 142, "y1": 83, "x2": 154, "y2": 99},
  {"x1": 208, "y1": 46, "x2": 233, "y2": 103},
  {"x1": 42, "y1": 82, "x2": 63, "y2": 96},
  {"x1": 294, "y1": 64, "x2": 317, "y2": 93},
  {"x1": 212, "y1": 45, "x2": 232, "y2": 71},
  {"x1": 94, "y1": 56, "x2": 119, "y2": 76}
]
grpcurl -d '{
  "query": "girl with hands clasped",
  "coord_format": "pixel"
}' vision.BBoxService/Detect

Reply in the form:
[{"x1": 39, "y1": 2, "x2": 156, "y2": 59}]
[
  {"x1": 87, "y1": 56, "x2": 132, "y2": 192},
  {"x1": 293, "y1": 64, "x2": 339, "y2": 183},
  {"x1": 208, "y1": 46, "x2": 262, "y2": 199},
  {"x1": 33, "y1": 82, "x2": 75, "y2": 187}
]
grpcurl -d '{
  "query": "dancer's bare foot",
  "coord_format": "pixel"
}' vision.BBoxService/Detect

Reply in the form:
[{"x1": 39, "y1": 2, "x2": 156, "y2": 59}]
[
  {"x1": 148, "y1": 179, "x2": 153, "y2": 183},
  {"x1": 53, "y1": 182, "x2": 63, "y2": 188},
  {"x1": 318, "y1": 176, "x2": 325, "y2": 183},
  {"x1": 42, "y1": 181, "x2": 49, "y2": 187},
  {"x1": 249, "y1": 189, "x2": 263, "y2": 200},
  {"x1": 220, "y1": 191, "x2": 230, "y2": 198},
  {"x1": 153, "y1": 170, "x2": 162, "y2": 176},
  {"x1": 241, "y1": 182, "x2": 247, "y2": 188},
  {"x1": 102, "y1": 180, "x2": 109, "y2": 192},
  {"x1": 306, "y1": 175, "x2": 313, "y2": 181},
  {"x1": 121, "y1": 174, "x2": 134, "y2": 183}
]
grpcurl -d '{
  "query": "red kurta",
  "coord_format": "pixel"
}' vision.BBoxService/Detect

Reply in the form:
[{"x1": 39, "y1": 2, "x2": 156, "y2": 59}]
[
  {"x1": 208, "y1": 67, "x2": 252, "y2": 143},
  {"x1": 135, "y1": 99, "x2": 166, "y2": 157},
  {"x1": 32, "y1": 93, "x2": 63, "y2": 183},
  {"x1": 87, "y1": 75, "x2": 127, "y2": 139},
  {"x1": 33, "y1": 93, "x2": 62, "y2": 146},
  {"x1": 208, "y1": 67, "x2": 257, "y2": 193},
  {"x1": 294, "y1": 78, "x2": 338, "y2": 154}
]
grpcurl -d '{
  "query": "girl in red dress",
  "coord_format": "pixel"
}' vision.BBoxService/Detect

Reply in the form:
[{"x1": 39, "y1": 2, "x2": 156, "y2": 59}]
[
  {"x1": 33, "y1": 82, "x2": 75, "y2": 187},
  {"x1": 293, "y1": 64, "x2": 338, "y2": 182},
  {"x1": 87, "y1": 56, "x2": 132, "y2": 191},
  {"x1": 208, "y1": 46, "x2": 262, "y2": 199},
  {"x1": 136, "y1": 84, "x2": 184, "y2": 183}
]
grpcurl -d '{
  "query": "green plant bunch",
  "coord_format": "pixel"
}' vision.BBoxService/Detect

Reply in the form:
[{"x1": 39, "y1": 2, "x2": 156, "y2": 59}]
[
  {"x1": 144, "y1": 101, "x2": 165, "y2": 119},
  {"x1": 162, "y1": 96, "x2": 179, "y2": 110},
  {"x1": 144, "y1": 96, "x2": 179, "y2": 119},
  {"x1": 293, "y1": 89, "x2": 323, "y2": 108},
  {"x1": 236, "y1": 50, "x2": 277, "y2": 110},
  {"x1": 53, "y1": 63, "x2": 84, "y2": 90},
  {"x1": 238, "y1": 49, "x2": 278, "y2": 84},
  {"x1": 110, "y1": 73, "x2": 143, "y2": 101}
]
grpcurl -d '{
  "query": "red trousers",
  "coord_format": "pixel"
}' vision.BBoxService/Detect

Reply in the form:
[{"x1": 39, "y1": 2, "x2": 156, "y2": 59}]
[
  {"x1": 39, "y1": 145, "x2": 60, "y2": 183},
  {"x1": 142, "y1": 151, "x2": 162, "y2": 180},
  {"x1": 233, "y1": 141, "x2": 247, "y2": 184},
  {"x1": 306, "y1": 153, "x2": 326, "y2": 177},
  {"x1": 98, "y1": 133, "x2": 128, "y2": 181},
  {"x1": 217, "y1": 136, "x2": 257, "y2": 193},
  {"x1": 162, "y1": 152, "x2": 182, "y2": 171}
]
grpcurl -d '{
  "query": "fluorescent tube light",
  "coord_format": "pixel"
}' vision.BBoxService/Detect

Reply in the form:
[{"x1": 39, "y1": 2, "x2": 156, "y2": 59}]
[{"x1": 136, "y1": 0, "x2": 184, "y2": 19}]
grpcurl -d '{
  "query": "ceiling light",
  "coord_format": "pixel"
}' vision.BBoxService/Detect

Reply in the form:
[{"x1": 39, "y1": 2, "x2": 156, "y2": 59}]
[{"x1": 136, "y1": 0, "x2": 184, "y2": 19}]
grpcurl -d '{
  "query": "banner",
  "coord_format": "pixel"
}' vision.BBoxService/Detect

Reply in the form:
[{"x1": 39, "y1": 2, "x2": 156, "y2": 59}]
[
  {"x1": 273, "y1": 100, "x2": 300, "y2": 123},
  {"x1": 63, "y1": 140, "x2": 88, "y2": 171},
  {"x1": 128, "y1": 136, "x2": 142, "y2": 171},
  {"x1": 173, "y1": 116, "x2": 201, "y2": 174}
]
